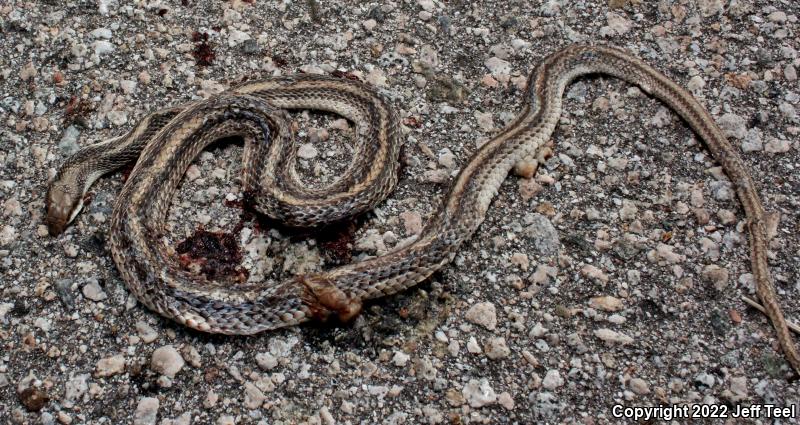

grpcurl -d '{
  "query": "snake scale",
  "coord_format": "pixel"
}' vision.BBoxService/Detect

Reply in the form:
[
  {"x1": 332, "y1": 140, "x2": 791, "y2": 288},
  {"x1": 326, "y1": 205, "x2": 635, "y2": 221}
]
[{"x1": 46, "y1": 45, "x2": 799, "y2": 374}]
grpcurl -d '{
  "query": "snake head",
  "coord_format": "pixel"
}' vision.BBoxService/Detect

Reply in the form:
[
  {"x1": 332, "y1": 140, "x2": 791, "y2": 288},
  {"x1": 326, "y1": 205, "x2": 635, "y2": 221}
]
[{"x1": 45, "y1": 183, "x2": 84, "y2": 236}]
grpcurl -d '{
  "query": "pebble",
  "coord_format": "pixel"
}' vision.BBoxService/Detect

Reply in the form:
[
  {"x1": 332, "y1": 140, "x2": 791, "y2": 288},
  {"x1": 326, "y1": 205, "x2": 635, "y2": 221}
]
[
  {"x1": 363, "y1": 19, "x2": 377, "y2": 31},
  {"x1": 741, "y1": 128, "x2": 763, "y2": 152},
  {"x1": 462, "y1": 379, "x2": 497, "y2": 408},
  {"x1": 765, "y1": 138, "x2": 791, "y2": 153},
  {"x1": 629, "y1": 378, "x2": 650, "y2": 395},
  {"x1": 93, "y1": 40, "x2": 115, "y2": 56},
  {"x1": 90, "y1": 28, "x2": 112, "y2": 39},
  {"x1": 392, "y1": 351, "x2": 410, "y2": 367},
  {"x1": 95, "y1": 354, "x2": 125, "y2": 377},
  {"x1": 133, "y1": 397, "x2": 159, "y2": 425},
  {"x1": 204, "y1": 390, "x2": 219, "y2": 409},
  {"x1": 701, "y1": 264, "x2": 729, "y2": 290},
  {"x1": 59, "y1": 126, "x2": 82, "y2": 155},
  {"x1": 484, "y1": 57, "x2": 511, "y2": 80},
  {"x1": 437, "y1": 148, "x2": 456, "y2": 169},
  {"x1": 135, "y1": 321, "x2": 159, "y2": 343},
  {"x1": 120, "y1": 80, "x2": 137, "y2": 95},
  {"x1": 227, "y1": 29, "x2": 251, "y2": 47},
  {"x1": 594, "y1": 328, "x2": 634, "y2": 345},
  {"x1": 523, "y1": 213, "x2": 560, "y2": 255},
  {"x1": 717, "y1": 113, "x2": 747, "y2": 139},
  {"x1": 465, "y1": 302, "x2": 497, "y2": 330},
  {"x1": 497, "y1": 392, "x2": 515, "y2": 410},
  {"x1": 484, "y1": 337, "x2": 511, "y2": 359},
  {"x1": 255, "y1": 352, "x2": 278, "y2": 370},
  {"x1": 63, "y1": 374, "x2": 89, "y2": 407},
  {"x1": 474, "y1": 111, "x2": 495, "y2": 132},
  {"x1": 399, "y1": 211, "x2": 423, "y2": 235},
  {"x1": 0, "y1": 224, "x2": 15, "y2": 247},
  {"x1": 297, "y1": 143, "x2": 318, "y2": 159},
  {"x1": 542, "y1": 370, "x2": 564, "y2": 390},
  {"x1": 601, "y1": 12, "x2": 632, "y2": 36},
  {"x1": 466, "y1": 336, "x2": 482, "y2": 353},
  {"x1": 243, "y1": 382, "x2": 265, "y2": 409},
  {"x1": 589, "y1": 296, "x2": 624, "y2": 312},
  {"x1": 82, "y1": 279, "x2": 107, "y2": 301},
  {"x1": 151, "y1": 345, "x2": 185, "y2": 378}
]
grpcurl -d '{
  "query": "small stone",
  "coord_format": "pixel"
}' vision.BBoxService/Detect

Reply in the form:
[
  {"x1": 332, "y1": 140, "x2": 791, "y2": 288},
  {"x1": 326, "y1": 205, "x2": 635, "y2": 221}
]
[
  {"x1": 399, "y1": 211, "x2": 423, "y2": 235},
  {"x1": 465, "y1": 302, "x2": 497, "y2": 330},
  {"x1": 244, "y1": 382, "x2": 265, "y2": 409},
  {"x1": 698, "y1": 0, "x2": 723, "y2": 16},
  {"x1": 497, "y1": 392, "x2": 515, "y2": 410},
  {"x1": 227, "y1": 29, "x2": 251, "y2": 47},
  {"x1": 59, "y1": 126, "x2": 81, "y2": 155},
  {"x1": 765, "y1": 139, "x2": 791, "y2": 154},
  {"x1": 363, "y1": 19, "x2": 377, "y2": 31},
  {"x1": 542, "y1": 370, "x2": 564, "y2": 390},
  {"x1": 767, "y1": 11, "x2": 787, "y2": 23},
  {"x1": 484, "y1": 337, "x2": 510, "y2": 359},
  {"x1": 20, "y1": 62, "x2": 38, "y2": 81},
  {"x1": 204, "y1": 390, "x2": 219, "y2": 409},
  {"x1": 138, "y1": 71, "x2": 151, "y2": 85},
  {"x1": 523, "y1": 213, "x2": 560, "y2": 255},
  {"x1": 90, "y1": 27, "x2": 112, "y2": 39},
  {"x1": 64, "y1": 244, "x2": 79, "y2": 257},
  {"x1": 366, "y1": 68, "x2": 387, "y2": 87},
  {"x1": 63, "y1": 375, "x2": 88, "y2": 408},
  {"x1": 133, "y1": 397, "x2": 159, "y2": 425},
  {"x1": 589, "y1": 296, "x2": 624, "y2": 312},
  {"x1": 509, "y1": 253, "x2": 529, "y2": 271},
  {"x1": 619, "y1": 200, "x2": 638, "y2": 221},
  {"x1": 82, "y1": 279, "x2": 107, "y2": 301},
  {"x1": 741, "y1": 128, "x2": 763, "y2": 152},
  {"x1": 702, "y1": 264, "x2": 729, "y2": 290},
  {"x1": 687, "y1": 75, "x2": 705, "y2": 93},
  {"x1": 629, "y1": 378, "x2": 650, "y2": 395},
  {"x1": 717, "y1": 209, "x2": 736, "y2": 225},
  {"x1": 481, "y1": 74, "x2": 498, "y2": 88},
  {"x1": 120, "y1": 80, "x2": 137, "y2": 95},
  {"x1": 19, "y1": 387, "x2": 49, "y2": 412},
  {"x1": 785, "y1": 65, "x2": 797, "y2": 82},
  {"x1": 135, "y1": 321, "x2": 158, "y2": 343},
  {"x1": 466, "y1": 336, "x2": 482, "y2": 353},
  {"x1": 604, "y1": 12, "x2": 631, "y2": 35},
  {"x1": 392, "y1": 351, "x2": 410, "y2": 367},
  {"x1": 462, "y1": 379, "x2": 497, "y2": 408},
  {"x1": 93, "y1": 40, "x2": 115, "y2": 56},
  {"x1": 717, "y1": 113, "x2": 746, "y2": 139},
  {"x1": 95, "y1": 354, "x2": 125, "y2": 377},
  {"x1": 437, "y1": 148, "x2": 456, "y2": 169},
  {"x1": 581, "y1": 264, "x2": 609, "y2": 283},
  {"x1": 519, "y1": 178, "x2": 544, "y2": 201},
  {"x1": 255, "y1": 352, "x2": 278, "y2": 370},
  {"x1": 151, "y1": 345, "x2": 185, "y2": 378},
  {"x1": 484, "y1": 57, "x2": 511, "y2": 79},
  {"x1": 474, "y1": 111, "x2": 495, "y2": 132},
  {"x1": 0, "y1": 226, "x2": 17, "y2": 246},
  {"x1": 594, "y1": 328, "x2": 634, "y2": 345},
  {"x1": 297, "y1": 143, "x2": 318, "y2": 159}
]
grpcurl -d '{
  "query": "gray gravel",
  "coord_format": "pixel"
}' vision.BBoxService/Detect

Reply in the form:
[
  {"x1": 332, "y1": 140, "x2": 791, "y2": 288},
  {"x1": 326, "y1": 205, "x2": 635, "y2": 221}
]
[{"x1": 2, "y1": 0, "x2": 800, "y2": 424}]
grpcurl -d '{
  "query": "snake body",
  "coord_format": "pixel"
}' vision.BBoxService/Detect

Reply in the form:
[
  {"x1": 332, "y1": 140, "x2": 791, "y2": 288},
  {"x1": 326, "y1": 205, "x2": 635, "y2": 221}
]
[{"x1": 47, "y1": 45, "x2": 799, "y2": 374}]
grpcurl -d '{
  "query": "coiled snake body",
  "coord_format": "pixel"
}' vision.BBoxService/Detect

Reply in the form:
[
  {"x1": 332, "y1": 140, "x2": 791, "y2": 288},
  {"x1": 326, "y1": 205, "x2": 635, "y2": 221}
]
[{"x1": 47, "y1": 45, "x2": 799, "y2": 374}]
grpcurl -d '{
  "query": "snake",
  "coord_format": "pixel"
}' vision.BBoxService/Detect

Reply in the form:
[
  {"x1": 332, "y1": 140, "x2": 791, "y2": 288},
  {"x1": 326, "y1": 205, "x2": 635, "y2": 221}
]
[{"x1": 46, "y1": 44, "x2": 799, "y2": 374}]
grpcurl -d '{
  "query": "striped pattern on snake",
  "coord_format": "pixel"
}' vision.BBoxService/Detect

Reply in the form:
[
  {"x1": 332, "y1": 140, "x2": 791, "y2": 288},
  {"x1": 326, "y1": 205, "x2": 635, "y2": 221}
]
[{"x1": 46, "y1": 45, "x2": 799, "y2": 375}]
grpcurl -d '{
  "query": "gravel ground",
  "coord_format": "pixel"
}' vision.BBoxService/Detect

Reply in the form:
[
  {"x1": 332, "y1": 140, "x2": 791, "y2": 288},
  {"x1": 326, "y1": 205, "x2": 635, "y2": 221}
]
[{"x1": 2, "y1": 0, "x2": 800, "y2": 424}]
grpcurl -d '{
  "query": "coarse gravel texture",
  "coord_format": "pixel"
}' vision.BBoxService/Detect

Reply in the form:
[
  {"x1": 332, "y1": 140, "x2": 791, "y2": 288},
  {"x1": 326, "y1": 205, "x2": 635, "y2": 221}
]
[{"x1": 1, "y1": 0, "x2": 800, "y2": 424}]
